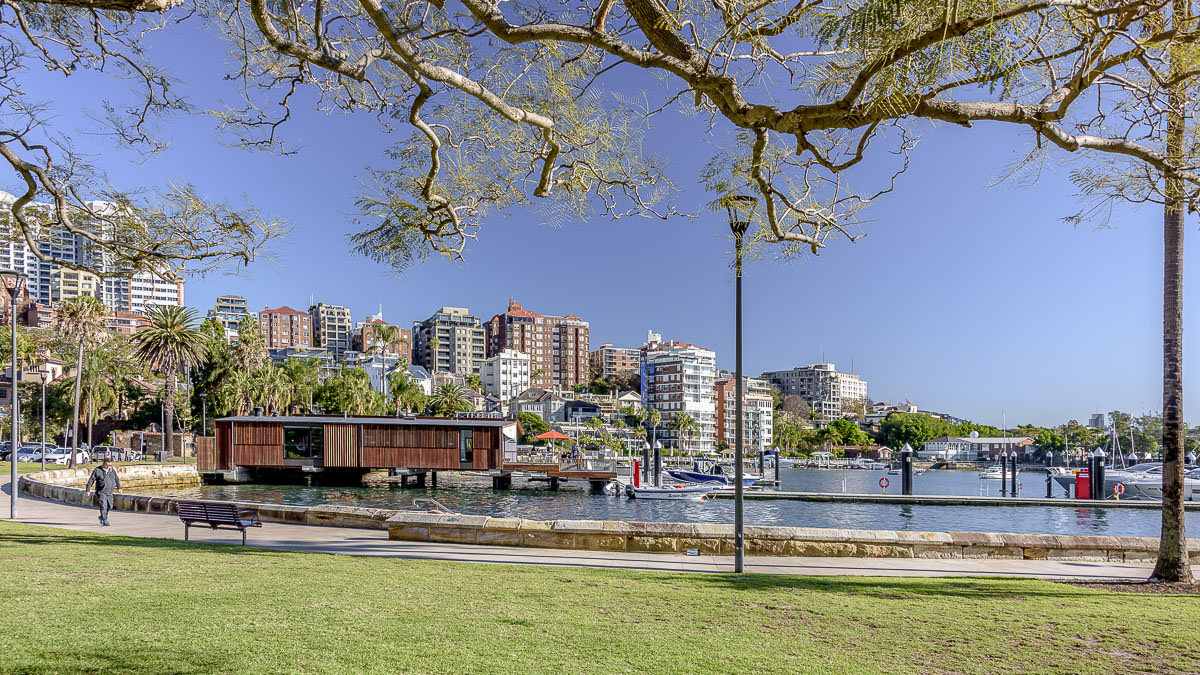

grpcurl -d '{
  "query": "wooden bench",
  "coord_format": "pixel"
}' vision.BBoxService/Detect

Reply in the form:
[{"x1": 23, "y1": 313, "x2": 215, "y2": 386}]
[{"x1": 177, "y1": 501, "x2": 262, "y2": 545}]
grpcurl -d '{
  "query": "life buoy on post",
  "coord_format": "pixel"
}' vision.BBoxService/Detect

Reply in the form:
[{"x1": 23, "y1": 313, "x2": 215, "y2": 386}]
[
  {"x1": 879, "y1": 477, "x2": 890, "y2": 490},
  {"x1": 1113, "y1": 483, "x2": 1126, "y2": 500}
]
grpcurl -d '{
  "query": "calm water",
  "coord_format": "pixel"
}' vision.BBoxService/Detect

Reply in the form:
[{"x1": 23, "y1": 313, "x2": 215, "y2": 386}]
[{"x1": 133, "y1": 467, "x2": 1200, "y2": 538}]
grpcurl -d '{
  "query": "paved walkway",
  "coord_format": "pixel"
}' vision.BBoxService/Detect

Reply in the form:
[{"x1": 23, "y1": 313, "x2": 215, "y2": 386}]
[{"x1": 2, "y1": 474, "x2": 1155, "y2": 579}]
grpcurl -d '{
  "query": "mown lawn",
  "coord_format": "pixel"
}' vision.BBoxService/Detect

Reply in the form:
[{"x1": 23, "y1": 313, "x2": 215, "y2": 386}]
[{"x1": 0, "y1": 521, "x2": 1194, "y2": 674}]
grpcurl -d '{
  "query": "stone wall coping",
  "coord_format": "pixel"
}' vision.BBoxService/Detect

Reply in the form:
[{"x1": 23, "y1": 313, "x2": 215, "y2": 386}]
[{"x1": 19, "y1": 466, "x2": 1199, "y2": 561}]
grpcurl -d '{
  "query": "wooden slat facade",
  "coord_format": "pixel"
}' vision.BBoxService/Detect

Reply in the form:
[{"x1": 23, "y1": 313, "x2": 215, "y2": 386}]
[
  {"x1": 363, "y1": 426, "x2": 457, "y2": 449},
  {"x1": 196, "y1": 437, "x2": 218, "y2": 472},
  {"x1": 215, "y1": 418, "x2": 512, "y2": 471},
  {"x1": 232, "y1": 422, "x2": 283, "y2": 466},
  {"x1": 322, "y1": 424, "x2": 360, "y2": 467},
  {"x1": 361, "y1": 447, "x2": 460, "y2": 469}
]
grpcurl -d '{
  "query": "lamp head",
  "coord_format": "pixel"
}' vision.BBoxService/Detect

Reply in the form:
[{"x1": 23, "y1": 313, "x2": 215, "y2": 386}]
[{"x1": 725, "y1": 195, "x2": 757, "y2": 238}]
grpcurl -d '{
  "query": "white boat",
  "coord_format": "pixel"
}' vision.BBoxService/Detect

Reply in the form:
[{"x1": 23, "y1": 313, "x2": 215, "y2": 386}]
[
  {"x1": 979, "y1": 466, "x2": 1015, "y2": 480},
  {"x1": 1129, "y1": 469, "x2": 1200, "y2": 501},
  {"x1": 626, "y1": 483, "x2": 717, "y2": 500}
]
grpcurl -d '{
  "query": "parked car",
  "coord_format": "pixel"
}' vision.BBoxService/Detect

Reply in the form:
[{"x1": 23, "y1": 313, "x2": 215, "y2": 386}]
[
  {"x1": 44, "y1": 448, "x2": 91, "y2": 465},
  {"x1": 0, "y1": 442, "x2": 12, "y2": 461},
  {"x1": 15, "y1": 444, "x2": 47, "y2": 462},
  {"x1": 90, "y1": 445, "x2": 126, "y2": 461}
]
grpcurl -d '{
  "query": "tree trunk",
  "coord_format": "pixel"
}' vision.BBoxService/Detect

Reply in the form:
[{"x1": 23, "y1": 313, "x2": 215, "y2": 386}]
[
  {"x1": 69, "y1": 339, "x2": 83, "y2": 468},
  {"x1": 163, "y1": 366, "x2": 175, "y2": 460},
  {"x1": 1152, "y1": 0, "x2": 1194, "y2": 582}
]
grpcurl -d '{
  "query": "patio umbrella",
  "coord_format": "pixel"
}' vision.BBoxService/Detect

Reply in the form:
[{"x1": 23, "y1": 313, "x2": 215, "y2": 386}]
[{"x1": 536, "y1": 430, "x2": 571, "y2": 456}]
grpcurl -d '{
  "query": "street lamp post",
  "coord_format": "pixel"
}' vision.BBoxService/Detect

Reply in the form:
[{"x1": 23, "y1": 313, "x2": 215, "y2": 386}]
[
  {"x1": 39, "y1": 368, "x2": 47, "y2": 472},
  {"x1": 2, "y1": 269, "x2": 23, "y2": 519},
  {"x1": 200, "y1": 392, "x2": 208, "y2": 437},
  {"x1": 726, "y1": 194, "x2": 757, "y2": 573}
]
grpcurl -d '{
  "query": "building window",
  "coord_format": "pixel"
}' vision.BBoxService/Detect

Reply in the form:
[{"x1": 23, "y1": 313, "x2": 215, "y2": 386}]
[{"x1": 284, "y1": 426, "x2": 324, "y2": 459}]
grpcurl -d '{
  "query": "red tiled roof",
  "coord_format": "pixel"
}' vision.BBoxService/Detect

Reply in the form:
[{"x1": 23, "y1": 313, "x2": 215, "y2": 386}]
[{"x1": 263, "y1": 306, "x2": 307, "y2": 315}]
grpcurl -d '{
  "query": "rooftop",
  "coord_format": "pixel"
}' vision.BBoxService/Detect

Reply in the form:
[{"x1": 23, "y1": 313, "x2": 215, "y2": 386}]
[{"x1": 218, "y1": 414, "x2": 517, "y2": 428}]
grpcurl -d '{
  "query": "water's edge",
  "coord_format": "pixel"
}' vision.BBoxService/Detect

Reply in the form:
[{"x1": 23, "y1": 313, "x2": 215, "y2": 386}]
[{"x1": 19, "y1": 466, "x2": 1200, "y2": 563}]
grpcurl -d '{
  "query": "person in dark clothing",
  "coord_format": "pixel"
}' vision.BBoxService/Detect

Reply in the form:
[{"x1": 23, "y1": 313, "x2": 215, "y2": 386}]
[{"x1": 84, "y1": 458, "x2": 122, "y2": 526}]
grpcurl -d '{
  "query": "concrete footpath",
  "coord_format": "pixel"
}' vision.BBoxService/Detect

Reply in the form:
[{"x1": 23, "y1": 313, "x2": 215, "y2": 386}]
[{"x1": 1, "y1": 474, "x2": 1155, "y2": 579}]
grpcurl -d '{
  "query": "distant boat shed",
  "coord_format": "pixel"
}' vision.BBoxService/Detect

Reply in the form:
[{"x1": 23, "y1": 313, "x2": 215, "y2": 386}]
[{"x1": 199, "y1": 414, "x2": 519, "y2": 475}]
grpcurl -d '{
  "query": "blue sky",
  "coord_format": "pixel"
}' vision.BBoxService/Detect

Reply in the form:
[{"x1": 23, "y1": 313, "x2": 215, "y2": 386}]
[{"x1": 12, "y1": 19, "x2": 1186, "y2": 427}]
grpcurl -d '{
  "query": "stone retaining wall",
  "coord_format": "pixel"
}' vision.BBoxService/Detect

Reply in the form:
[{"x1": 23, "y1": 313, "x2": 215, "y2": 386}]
[
  {"x1": 19, "y1": 467, "x2": 1200, "y2": 562},
  {"x1": 382, "y1": 512, "x2": 1200, "y2": 562}
]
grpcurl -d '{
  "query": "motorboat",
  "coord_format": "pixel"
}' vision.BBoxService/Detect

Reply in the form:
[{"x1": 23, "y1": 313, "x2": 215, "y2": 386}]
[
  {"x1": 666, "y1": 458, "x2": 760, "y2": 488},
  {"x1": 1129, "y1": 468, "x2": 1200, "y2": 501},
  {"x1": 625, "y1": 482, "x2": 717, "y2": 500},
  {"x1": 979, "y1": 465, "x2": 1014, "y2": 480}
]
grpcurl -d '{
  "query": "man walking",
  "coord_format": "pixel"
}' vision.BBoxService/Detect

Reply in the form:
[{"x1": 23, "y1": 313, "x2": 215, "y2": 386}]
[{"x1": 84, "y1": 458, "x2": 122, "y2": 526}]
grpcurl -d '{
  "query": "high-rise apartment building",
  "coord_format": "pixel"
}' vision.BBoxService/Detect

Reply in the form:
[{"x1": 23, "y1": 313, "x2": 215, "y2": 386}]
[
  {"x1": 641, "y1": 338, "x2": 717, "y2": 454},
  {"x1": 480, "y1": 348, "x2": 532, "y2": 402},
  {"x1": 589, "y1": 344, "x2": 641, "y2": 379},
  {"x1": 309, "y1": 303, "x2": 352, "y2": 360},
  {"x1": 207, "y1": 295, "x2": 256, "y2": 343},
  {"x1": 412, "y1": 306, "x2": 486, "y2": 375},
  {"x1": 260, "y1": 306, "x2": 312, "y2": 348},
  {"x1": 354, "y1": 319, "x2": 412, "y2": 364},
  {"x1": 762, "y1": 363, "x2": 868, "y2": 423},
  {"x1": 713, "y1": 377, "x2": 775, "y2": 454},
  {"x1": 484, "y1": 299, "x2": 589, "y2": 389},
  {"x1": 0, "y1": 193, "x2": 184, "y2": 315}
]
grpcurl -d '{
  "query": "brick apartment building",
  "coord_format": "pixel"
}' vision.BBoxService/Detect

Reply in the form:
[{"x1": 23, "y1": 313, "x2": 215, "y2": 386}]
[
  {"x1": 713, "y1": 376, "x2": 775, "y2": 454},
  {"x1": 589, "y1": 344, "x2": 641, "y2": 379},
  {"x1": 259, "y1": 306, "x2": 312, "y2": 348},
  {"x1": 354, "y1": 319, "x2": 412, "y2": 364},
  {"x1": 484, "y1": 299, "x2": 589, "y2": 390}
]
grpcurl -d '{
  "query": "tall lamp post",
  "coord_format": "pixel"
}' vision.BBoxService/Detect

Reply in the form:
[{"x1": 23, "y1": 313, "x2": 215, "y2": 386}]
[
  {"x1": 726, "y1": 194, "x2": 757, "y2": 573},
  {"x1": 2, "y1": 269, "x2": 24, "y2": 519},
  {"x1": 39, "y1": 367, "x2": 47, "y2": 472},
  {"x1": 200, "y1": 391, "x2": 208, "y2": 437}
]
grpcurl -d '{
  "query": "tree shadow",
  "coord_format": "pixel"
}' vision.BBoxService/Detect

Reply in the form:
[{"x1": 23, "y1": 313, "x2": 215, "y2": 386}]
[
  {"x1": 0, "y1": 528, "x2": 281, "y2": 557},
  {"x1": 676, "y1": 570, "x2": 1133, "y2": 600}
]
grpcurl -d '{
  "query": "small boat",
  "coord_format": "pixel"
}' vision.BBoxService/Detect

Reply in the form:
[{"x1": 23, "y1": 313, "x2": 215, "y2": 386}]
[
  {"x1": 666, "y1": 458, "x2": 760, "y2": 488},
  {"x1": 1129, "y1": 468, "x2": 1200, "y2": 500},
  {"x1": 886, "y1": 469, "x2": 900, "y2": 475},
  {"x1": 626, "y1": 483, "x2": 716, "y2": 500},
  {"x1": 979, "y1": 466, "x2": 1014, "y2": 480}
]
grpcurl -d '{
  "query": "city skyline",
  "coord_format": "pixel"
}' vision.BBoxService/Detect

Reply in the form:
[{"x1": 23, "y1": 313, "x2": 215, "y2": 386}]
[{"x1": 10, "y1": 19, "x2": 1185, "y2": 429}]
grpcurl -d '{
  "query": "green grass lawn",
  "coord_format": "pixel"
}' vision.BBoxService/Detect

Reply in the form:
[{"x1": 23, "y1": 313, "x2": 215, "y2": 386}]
[
  {"x1": 6, "y1": 460, "x2": 171, "y2": 474},
  {"x1": 0, "y1": 521, "x2": 1195, "y2": 674}
]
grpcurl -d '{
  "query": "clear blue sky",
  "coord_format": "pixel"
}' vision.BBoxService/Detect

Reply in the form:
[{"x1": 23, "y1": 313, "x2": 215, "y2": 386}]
[{"x1": 13, "y1": 19, "x2": 1188, "y2": 428}]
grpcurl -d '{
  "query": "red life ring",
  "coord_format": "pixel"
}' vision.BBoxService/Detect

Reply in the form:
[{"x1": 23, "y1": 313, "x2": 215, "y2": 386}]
[
  {"x1": 1114, "y1": 483, "x2": 1126, "y2": 496},
  {"x1": 879, "y1": 477, "x2": 890, "y2": 489}
]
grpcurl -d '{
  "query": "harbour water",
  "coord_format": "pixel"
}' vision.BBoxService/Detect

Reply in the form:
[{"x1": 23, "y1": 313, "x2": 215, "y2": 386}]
[{"x1": 134, "y1": 467, "x2": 1200, "y2": 538}]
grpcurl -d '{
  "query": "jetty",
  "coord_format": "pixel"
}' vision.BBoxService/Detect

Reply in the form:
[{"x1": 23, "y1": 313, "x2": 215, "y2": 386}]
[{"x1": 707, "y1": 490, "x2": 1200, "y2": 510}]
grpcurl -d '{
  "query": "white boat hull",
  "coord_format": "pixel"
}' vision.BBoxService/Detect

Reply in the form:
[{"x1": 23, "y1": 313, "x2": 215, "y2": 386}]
[{"x1": 627, "y1": 484, "x2": 715, "y2": 500}]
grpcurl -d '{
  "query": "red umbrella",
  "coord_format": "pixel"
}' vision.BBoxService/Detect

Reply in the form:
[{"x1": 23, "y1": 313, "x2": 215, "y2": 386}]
[{"x1": 536, "y1": 430, "x2": 571, "y2": 441}]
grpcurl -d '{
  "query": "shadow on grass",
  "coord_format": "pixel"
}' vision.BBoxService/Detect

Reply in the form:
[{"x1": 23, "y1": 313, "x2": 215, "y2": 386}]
[
  {"x1": 9, "y1": 642, "x2": 226, "y2": 675},
  {"x1": 0, "y1": 527, "x2": 281, "y2": 557},
  {"x1": 682, "y1": 570, "x2": 1129, "y2": 600}
]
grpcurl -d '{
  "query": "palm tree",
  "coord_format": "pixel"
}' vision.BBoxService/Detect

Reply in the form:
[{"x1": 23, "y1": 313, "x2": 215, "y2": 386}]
[
  {"x1": 388, "y1": 369, "x2": 426, "y2": 415},
  {"x1": 282, "y1": 357, "x2": 321, "y2": 414},
  {"x1": 646, "y1": 406, "x2": 662, "y2": 455},
  {"x1": 428, "y1": 382, "x2": 470, "y2": 417},
  {"x1": 132, "y1": 305, "x2": 206, "y2": 459},
  {"x1": 671, "y1": 411, "x2": 699, "y2": 456},
  {"x1": 231, "y1": 315, "x2": 267, "y2": 373},
  {"x1": 53, "y1": 296, "x2": 108, "y2": 467},
  {"x1": 217, "y1": 368, "x2": 255, "y2": 416},
  {"x1": 76, "y1": 351, "x2": 119, "y2": 446},
  {"x1": 1154, "y1": 2, "x2": 1194, "y2": 583}
]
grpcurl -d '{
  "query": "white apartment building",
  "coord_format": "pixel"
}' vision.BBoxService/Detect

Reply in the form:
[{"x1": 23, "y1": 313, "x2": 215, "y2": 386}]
[
  {"x1": 412, "y1": 306, "x2": 487, "y2": 376},
  {"x1": 714, "y1": 376, "x2": 775, "y2": 455},
  {"x1": 207, "y1": 295, "x2": 256, "y2": 342},
  {"x1": 0, "y1": 192, "x2": 184, "y2": 315},
  {"x1": 642, "y1": 339, "x2": 717, "y2": 454},
  {"x1": 310, "y1": 303, "x2": 353, "y2": 360},
  {"x1": 480, "y1": 348, "x2": 532, "y2": 403},
  {"x1": 762, "y1": 363, "x2": 868, "y2": 423}
]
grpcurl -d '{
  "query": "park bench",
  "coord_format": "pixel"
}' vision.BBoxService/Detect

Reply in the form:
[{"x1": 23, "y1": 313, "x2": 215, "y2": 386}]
[{"x1": 177, "y1": 501, "x2": 262, "y2": 545}]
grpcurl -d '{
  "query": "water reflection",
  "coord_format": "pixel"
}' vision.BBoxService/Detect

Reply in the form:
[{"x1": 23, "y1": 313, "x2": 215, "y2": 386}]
[{"x1": 129, "y1": 467, "x2": 1198, "y2": 538}]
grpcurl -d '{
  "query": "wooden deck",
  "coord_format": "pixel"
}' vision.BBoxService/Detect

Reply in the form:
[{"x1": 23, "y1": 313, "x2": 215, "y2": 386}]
[{"x1": 502, "y1": 462, "x2": 618, "y2": 480}]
